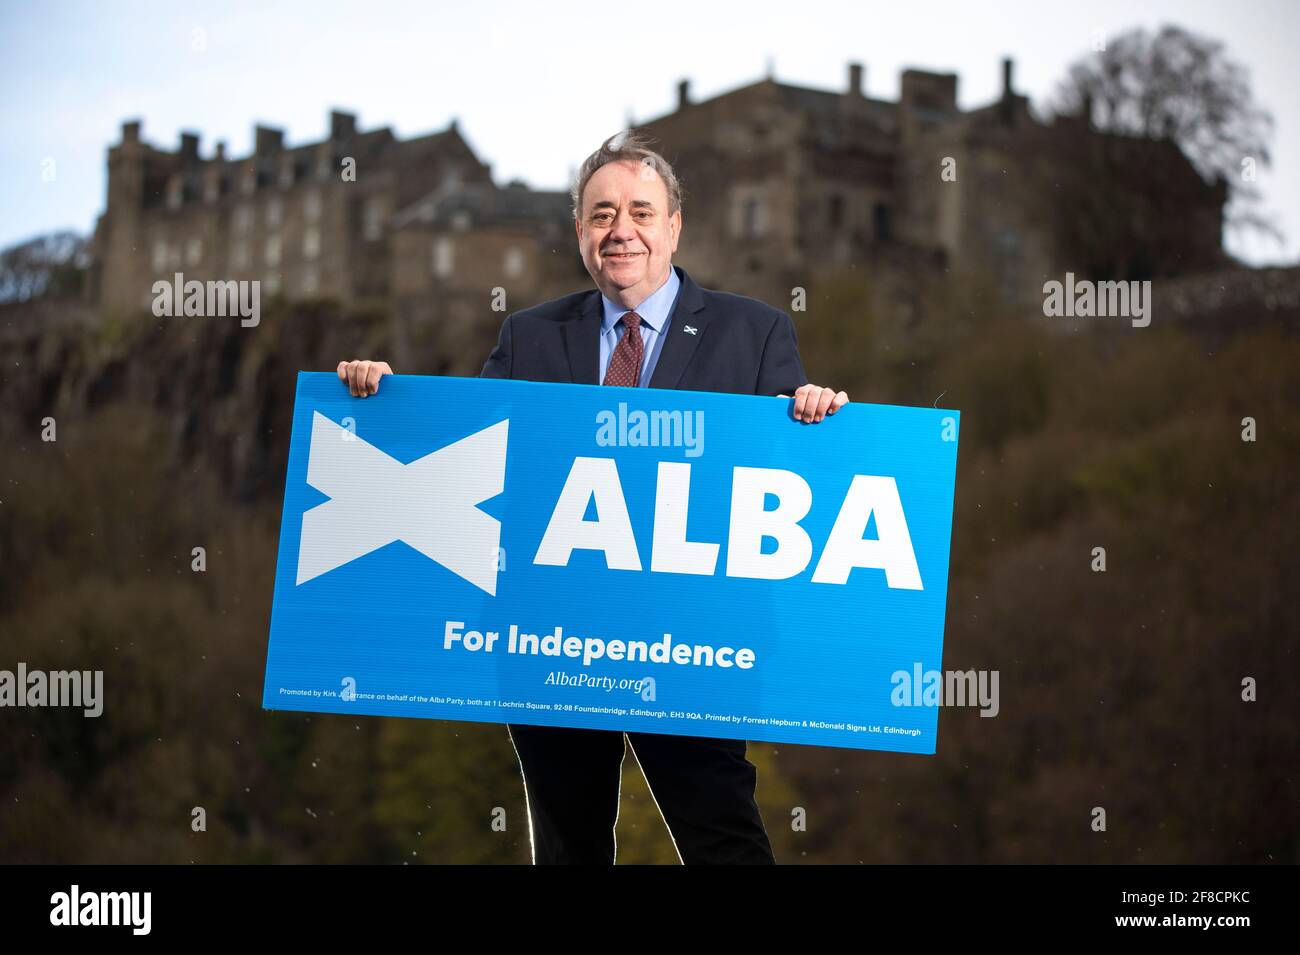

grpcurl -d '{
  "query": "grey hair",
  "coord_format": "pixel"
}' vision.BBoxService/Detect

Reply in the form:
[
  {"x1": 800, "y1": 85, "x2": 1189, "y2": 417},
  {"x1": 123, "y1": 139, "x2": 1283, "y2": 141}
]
[{"x1": 570, "y1": 130, "x2": 683, "y2": 221}]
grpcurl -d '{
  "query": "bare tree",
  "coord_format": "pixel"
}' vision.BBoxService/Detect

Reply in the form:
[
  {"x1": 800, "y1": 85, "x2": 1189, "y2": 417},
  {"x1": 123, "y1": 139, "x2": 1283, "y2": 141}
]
[
  {"x1": 0, "y1": 231, "x2": 89, "y2": 304},
  {"x1": 1050, "y1": 24, "x2": 1280, "y2": 244}
]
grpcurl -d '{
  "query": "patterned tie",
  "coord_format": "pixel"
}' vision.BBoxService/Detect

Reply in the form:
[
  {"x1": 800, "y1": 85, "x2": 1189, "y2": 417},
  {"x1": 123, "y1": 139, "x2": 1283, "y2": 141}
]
[{"x1": 602, "y1": 310, "x2": 644, "y2": 387}]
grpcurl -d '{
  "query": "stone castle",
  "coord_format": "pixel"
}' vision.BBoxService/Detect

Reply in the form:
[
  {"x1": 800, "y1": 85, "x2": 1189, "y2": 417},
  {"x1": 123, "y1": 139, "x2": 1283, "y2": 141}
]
[{"x1": 89, "y1": 58, "x2": 1229, "y2": 329}]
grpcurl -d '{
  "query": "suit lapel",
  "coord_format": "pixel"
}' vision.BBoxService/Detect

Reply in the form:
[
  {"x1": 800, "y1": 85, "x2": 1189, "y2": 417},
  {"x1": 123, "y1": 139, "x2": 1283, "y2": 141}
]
[
  {"x1": 647, "y1": 266, "x2": 708, "y2": 390},
  {"x1": 562, "y1": 291, "x2": 603, "y2": 385}
]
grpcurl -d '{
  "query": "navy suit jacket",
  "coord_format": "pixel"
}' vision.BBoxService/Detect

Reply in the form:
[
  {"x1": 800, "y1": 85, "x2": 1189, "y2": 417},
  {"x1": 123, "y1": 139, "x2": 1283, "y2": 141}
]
[{"x1": 478, "y1": 265, "x2": 808, "y2": 396}]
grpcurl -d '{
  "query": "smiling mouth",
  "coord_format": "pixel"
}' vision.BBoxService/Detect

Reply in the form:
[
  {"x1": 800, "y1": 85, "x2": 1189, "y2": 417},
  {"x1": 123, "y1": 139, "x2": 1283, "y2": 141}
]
[{"x1": 605, "y1": 252, "x2": 643, "y2": 260}]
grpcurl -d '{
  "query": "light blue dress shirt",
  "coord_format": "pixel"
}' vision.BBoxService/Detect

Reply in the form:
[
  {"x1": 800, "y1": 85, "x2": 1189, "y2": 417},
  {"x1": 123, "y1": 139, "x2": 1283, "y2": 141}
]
[{"x1": 598, "y1": 265, "x2": 681, "y2": 387}]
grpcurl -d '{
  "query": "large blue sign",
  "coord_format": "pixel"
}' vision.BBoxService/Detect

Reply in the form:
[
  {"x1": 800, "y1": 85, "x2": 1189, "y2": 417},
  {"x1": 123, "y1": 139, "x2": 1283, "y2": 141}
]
[{"x1": 262, "y1": 373, "x2": 960, "y2": 753}]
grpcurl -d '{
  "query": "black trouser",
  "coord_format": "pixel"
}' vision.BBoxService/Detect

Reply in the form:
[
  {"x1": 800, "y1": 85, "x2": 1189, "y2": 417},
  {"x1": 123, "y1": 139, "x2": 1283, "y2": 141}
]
[{"x1": 506, "y1": 722, "x2": 776, "y2": 864}]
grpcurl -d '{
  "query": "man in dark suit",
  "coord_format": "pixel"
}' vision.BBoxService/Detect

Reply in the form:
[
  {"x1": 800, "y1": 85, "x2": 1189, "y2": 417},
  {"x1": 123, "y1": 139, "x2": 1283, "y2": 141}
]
[{"x1": 337, "y1": 131, "x2": 848, "y2": 865}]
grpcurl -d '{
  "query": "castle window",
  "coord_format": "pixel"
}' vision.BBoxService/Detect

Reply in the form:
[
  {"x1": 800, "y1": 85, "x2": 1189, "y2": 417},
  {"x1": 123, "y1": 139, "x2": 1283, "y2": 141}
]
[
  {"x1": 829, "y1": 194, "x2": 845, "y2": 228},
  {"x1": 166, "y1": 176, "x2": 183, "y2": 211},
  {"x1": 504, "y1": 246, "x2": 524, "y2": 278},
  {"x1": 363, "y1": 197, "x2": 385, "y2": 241},
  {"x1": 266, "y1": 197, "x2": 283, "y2": 231},
  {"x1": 152, "y1": 240, "x2": 168, "y2": 272},
  {"x1": 303, "y1": 227, "x2": 320, "y2": 260},
  {"x1": 741, "y1": 196, "x2": 764, "y2": 239},
  {"x1": 231, "y1": 240, "x2": 250, "y2": 271},
  {"x1": 301, "y1": 266, "x2": 319, "y2": 295},
  {"x1": 264, "y1": 273, "x2": 281, "y2": 295},
  {"x1": 304, "y1": 189, "x2": 322, "y2": 223},
  {"x1": 234, "y1": 205, "x2": 253, "y2": 234},
  {"x1": 185, "y1": 237, "x2": 203, "y2": 266},
  {"x1": 994, "y1": 227, "x2": 1021, "y2": 304},
  {"x1": 872, "y1": 202, "x2": 892, "y2": 241},
  {"x1": 265, "y1": 235, "x2": 281, "y2": 268},
  {"x1": 432, "y1": 237, "x2": 454, "y2": 278}
]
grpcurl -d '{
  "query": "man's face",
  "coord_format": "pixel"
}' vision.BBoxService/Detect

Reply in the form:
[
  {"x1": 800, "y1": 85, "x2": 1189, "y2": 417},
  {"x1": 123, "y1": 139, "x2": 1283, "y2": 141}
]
[{"x1": 575, "y1": 158, "x2": 681, "y2": 304}]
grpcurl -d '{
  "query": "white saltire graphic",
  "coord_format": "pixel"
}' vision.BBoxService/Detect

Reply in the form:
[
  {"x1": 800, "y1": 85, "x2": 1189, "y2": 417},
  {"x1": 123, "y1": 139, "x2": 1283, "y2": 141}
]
[{"x1": 296, "y1": 412, "x2": 509, "y2": 594}]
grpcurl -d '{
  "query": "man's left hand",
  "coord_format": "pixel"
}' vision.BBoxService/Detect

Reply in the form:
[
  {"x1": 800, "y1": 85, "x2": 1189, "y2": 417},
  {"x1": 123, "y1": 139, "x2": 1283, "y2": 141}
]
[{"x1": 779, "y1": 383, "x2": 849, "y2": 423}]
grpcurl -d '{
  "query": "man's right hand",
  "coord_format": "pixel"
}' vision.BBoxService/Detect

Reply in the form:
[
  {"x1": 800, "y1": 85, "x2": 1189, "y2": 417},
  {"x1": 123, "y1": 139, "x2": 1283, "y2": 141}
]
[{"x1": 337, "y1": 359, "x2": 393, "y2": 397}]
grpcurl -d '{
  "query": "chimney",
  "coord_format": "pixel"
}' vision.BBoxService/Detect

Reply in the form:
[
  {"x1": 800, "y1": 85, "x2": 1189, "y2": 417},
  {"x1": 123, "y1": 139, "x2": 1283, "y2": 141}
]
[
  {"x1": 330, "y1": 110, "x2": 356, "y2": 140},
  {"x1": 677, "y1": 79, "x2": 691, "y2": 110},
  {"x1": 121, "y1": 120, "x2": 141, "y2": 143},
  {"x1": 215, "y1": 141, "x2": 226, "y2": 162},
  {"x1": 848, "y1": 62, "x2": 864, "y2": 97},
  {"x1": 999, "y1": 57, "x2": 1016, "y2": 126},
  {"x1": 1081, "y1": 91, "x2": 1093, "y2": 128},
  {"x1": 255, "y1": 124, "x2": 283, "y2": 154},
  {"x1": 180, "y1": 131, "x2": 200, "y2": 163}
]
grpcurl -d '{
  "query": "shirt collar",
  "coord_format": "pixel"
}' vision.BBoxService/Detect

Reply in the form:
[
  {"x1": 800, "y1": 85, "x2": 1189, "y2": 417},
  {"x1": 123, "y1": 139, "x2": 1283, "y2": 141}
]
[{"x1": 600, "y1": 265, "x2": 681, "y2": 335}]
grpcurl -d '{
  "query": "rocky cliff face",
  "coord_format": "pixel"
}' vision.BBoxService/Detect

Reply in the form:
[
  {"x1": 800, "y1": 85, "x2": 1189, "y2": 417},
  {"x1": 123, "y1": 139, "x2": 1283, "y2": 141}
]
[
  {"x1": 1, "y1": 297, "x2": 503, "y2": 503},
  {"x1": 7, "y1": 266, "x2": 1300, "y2": 503}
]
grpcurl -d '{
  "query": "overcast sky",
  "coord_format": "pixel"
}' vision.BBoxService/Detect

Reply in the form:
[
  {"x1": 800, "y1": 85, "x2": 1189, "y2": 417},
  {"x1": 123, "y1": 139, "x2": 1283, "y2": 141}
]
[{"x1": 2, "y1": 0, "x2": 1295, "y2": 265}]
